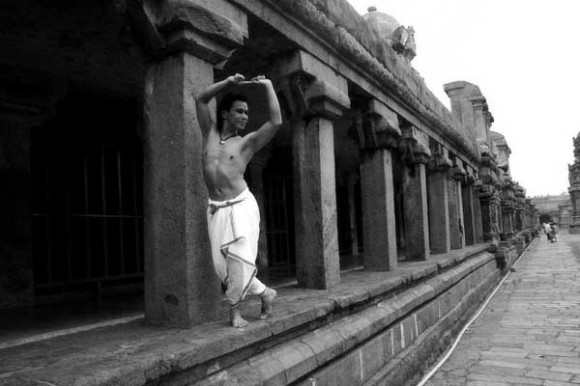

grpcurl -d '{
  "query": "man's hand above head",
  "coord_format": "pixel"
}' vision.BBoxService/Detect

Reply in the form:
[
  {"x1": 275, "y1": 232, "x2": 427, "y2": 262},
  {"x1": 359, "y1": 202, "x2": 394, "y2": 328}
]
[
  {"x1": 228, "y1": 73, "x2": 246, "y2": 85},
  {"x1": 241, "y1": 75, "x2": 271, "y2": 86}
]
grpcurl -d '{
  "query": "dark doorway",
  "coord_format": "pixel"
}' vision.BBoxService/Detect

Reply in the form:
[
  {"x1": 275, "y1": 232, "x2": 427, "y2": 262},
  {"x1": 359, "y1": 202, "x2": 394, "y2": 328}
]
[{"x1": 31, "y1": 88, "x2": 143, "y2": 301}]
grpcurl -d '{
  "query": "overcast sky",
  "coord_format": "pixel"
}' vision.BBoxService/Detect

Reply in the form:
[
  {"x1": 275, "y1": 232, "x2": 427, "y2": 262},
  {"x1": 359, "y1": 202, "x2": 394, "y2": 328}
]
[{"x1": 347, "y1": 0, "x2": 580, "y2": 197}]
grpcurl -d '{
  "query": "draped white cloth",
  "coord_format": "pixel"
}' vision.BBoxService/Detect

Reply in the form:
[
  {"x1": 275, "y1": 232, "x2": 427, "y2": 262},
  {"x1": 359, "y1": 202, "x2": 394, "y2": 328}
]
[{"x1": 207, "y1": 188, "x2": 266, "y2": 307}]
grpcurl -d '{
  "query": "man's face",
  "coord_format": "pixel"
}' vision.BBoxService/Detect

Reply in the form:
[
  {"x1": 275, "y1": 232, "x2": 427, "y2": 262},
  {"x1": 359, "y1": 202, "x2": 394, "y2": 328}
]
[{"x1": 224, "y1": 100, "x2": 249, "y2": 132}]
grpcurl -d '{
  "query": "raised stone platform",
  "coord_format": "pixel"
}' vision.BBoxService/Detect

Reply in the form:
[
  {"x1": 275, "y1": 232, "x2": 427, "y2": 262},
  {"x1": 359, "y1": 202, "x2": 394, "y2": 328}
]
[{"x1": 0, "y1": 243, "x2": 518, "y2": 386}]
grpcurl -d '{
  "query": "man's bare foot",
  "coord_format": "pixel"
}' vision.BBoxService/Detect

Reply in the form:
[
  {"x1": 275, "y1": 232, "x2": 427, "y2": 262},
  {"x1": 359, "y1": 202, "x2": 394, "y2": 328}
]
[
  {"x1": 230, "y1": 307, "x2": 248, "y2": 328},
  {"x1": 259, "y1": 288, "x2": 277, "y2": 320}
]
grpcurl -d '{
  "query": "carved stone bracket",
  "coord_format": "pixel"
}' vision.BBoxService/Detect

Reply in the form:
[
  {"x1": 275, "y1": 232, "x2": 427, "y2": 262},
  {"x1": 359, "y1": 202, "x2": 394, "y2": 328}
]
[
  {"x1": 465, "y1": 165, "x2": 477, "y2": 184},
  {"x1": 428, "y1": 143, "x2": 452, "y2": 171},
  {"x1": 120, "y1": 0, "x2": 247, "y2": 63},
  {"x1": 275, "y1": 50, "x2": 350, "y2": 121},
  {"x1": 352, "y1": 99, "x2": 401, "y2": 150},
  {"x1": 399, "y1": 125, "x2": 430, "y2": 164},
  {"x1": 451, "y1": 157, "x2": 466, "y2": 181},
  {"x1": 304, "y1": 80, "x2": 350, "y2": 120}
]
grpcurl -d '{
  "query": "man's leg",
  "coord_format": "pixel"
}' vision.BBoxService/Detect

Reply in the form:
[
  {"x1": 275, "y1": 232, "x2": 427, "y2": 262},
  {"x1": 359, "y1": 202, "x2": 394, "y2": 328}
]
[
  {"x1": 230, "y1": 304, "x2": 248, "y2": 328},
  {"x1": 259, "y1": 287, "x2": 277, "y2": 320}
]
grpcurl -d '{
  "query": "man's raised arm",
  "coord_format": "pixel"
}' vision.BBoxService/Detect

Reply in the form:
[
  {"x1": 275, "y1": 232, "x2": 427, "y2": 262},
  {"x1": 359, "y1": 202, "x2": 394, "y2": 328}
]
[
  {"x1": 243, "y1": 76, "x2": 283, "y2": 153},
  {"x1": 195, "y1": 74, "x2": 245, "y2": 136}
]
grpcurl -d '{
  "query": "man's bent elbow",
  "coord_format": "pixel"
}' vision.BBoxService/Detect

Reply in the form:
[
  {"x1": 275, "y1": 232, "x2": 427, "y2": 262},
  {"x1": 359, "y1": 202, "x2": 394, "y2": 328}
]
[{"x1": 195, "y1": 91, "x2": 211, "y2": 105}]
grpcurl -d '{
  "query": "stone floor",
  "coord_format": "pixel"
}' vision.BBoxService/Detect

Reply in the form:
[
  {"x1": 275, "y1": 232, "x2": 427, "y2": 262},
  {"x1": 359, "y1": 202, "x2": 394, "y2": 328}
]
[
  {"x1": 423, "y1": 231, "x2": 580, "y2": 386},
  {"x1": 0, "y1": 244, "x2": 491, "y2": 386}
]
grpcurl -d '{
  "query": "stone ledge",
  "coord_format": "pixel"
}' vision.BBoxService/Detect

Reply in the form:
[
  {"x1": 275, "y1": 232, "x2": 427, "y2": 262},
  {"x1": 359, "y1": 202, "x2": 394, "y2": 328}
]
[
  {"x1": 0, "y1": 244, "x2": 492, "y2": 386},
  {"x1": 196, "y1": 251, "x2": 497, "y2": 385}
]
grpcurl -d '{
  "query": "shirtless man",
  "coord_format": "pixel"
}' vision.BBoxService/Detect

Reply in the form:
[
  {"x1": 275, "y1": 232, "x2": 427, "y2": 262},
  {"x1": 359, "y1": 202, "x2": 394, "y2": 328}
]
[{"x1": 195, "y1": 73, "x2": 282, "y2": 327}]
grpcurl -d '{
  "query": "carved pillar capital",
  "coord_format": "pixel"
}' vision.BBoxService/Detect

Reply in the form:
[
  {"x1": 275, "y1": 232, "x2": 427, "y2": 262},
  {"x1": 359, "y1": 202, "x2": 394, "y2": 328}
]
[
  {"x1": 123, "y1": 0, "x2": 247, "y2": 63},
  {"x1": 275, "y1": 50, "x2": 350, "y2": 120},
  {"x1": 399, "y1": 125, "x2": 431, "y2": 164},
  {"x1": 465, "y1": 165, "x2": 477, "y2": 185},
  {"x1": 353, "y1": 99, "x2": 401, "y2": 150},
  {"x1": 304, "y1": 80, "x2": 350, "y2": 120},
  {"x1": 428, "y1": 144, "x2": 453, "y2": 171},
  {"x1": 451, "y1": 157, "x2": 466, "y2": 181}
]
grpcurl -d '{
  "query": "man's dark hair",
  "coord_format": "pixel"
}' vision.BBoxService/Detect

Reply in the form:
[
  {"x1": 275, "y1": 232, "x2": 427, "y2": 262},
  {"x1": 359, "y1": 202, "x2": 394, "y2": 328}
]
[{"x1": 217, "y1": 93, "x2": 248, "y2": 131}]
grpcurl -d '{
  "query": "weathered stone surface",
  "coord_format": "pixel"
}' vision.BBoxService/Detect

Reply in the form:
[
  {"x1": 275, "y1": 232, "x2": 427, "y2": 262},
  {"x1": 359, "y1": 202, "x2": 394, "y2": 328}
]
[
  {"x1": 403, "y1": 162, "x2": 430, "y2": 260},
  {"x1": 428, "y1": 169, "x2": 451, "y2": 254},
  {"x1": 143, "y1": 53, "x2": 219, "y2": 327},
  {"x1": 360, "y1": 148, "x2": 397, "y2": 270},
  {"x1": 292, "y1": 117, "x2": 340, "y2": 289}
]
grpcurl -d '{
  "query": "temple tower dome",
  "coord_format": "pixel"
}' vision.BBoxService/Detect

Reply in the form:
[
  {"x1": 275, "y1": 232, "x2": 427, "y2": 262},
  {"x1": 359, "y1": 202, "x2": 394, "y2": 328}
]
[
  {"x1": 363, "y1": 6, "x2": 417, "y2": 63},
  {"x1": 363, "y1": 6, "x2": 401, "y2": 41}
]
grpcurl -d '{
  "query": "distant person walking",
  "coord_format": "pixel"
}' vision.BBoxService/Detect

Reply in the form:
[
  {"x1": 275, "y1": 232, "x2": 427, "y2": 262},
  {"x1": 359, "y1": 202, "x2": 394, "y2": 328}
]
[
  {"x1": 549, "y1": 221, "x2": 558, "y2": 243},
  {"x1": 543, "y1": 222, "x2": 552, "y2": 242}
]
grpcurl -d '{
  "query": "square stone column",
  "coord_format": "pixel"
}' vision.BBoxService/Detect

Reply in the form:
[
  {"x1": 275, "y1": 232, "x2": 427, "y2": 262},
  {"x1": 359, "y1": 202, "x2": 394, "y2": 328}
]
[
  {"x1": 403, "y1": 162, "x2": 430, "y2": 259},
  {"x1": 501, "y1": 205, "x2": 515, "y2": 239},
  {"x1": 400, "y1": 127, "x2": 431, "y2": 260},
  {"x1": 472, "y1": 183, "x2": 485, "y2": 243},
  {"x1": 292, "y1": 116, "x2": 341, "y2": 288},
  {"x1": 448, "y1": 160, "x2": 466, "y2": 250},
  {"x1": 279, "y1": 51, "x2": 350, "y2": 289},
  {"x1": 500, "y1": 182, "x2": 516, "y2": 240},
  {"x1": 347, "y1": 174, "x2": 360, "y2": 255},
  {"x1": 462, "y1": 183, "x2": 476, "y2": 246},
  {"x1": 360, "y1": 149, "x2": 398, "y2": 269},
  {"x1": 427, "y1": 148, "x2": 452, "y2": 254},
  {"x1": 569, "y1": 187, "x2": 580, "y2": 233},
  {"x1": 354, "y1": 100, "x2": 401, "y2": 270},
  {"x1": 144, "y1": 53, "x2": 220, "y2": 327},
  {"x1": 138, "y1": 1, "x2": 248, "y2": 327}
]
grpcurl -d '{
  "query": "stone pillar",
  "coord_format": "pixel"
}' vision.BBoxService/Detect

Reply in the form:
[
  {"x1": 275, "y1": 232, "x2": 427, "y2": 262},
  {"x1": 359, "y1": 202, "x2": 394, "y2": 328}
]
[
  {"x1": 427, "y1": 146, "x2": 452, "y2": 254},
  {"x1": 138, "y1": 2, "x2": 248, "y2": 327},
  {"x1": 569, "y1": 187, "x2": 580, "y2": 234},
  {"x1": 400, "y1": 126, "x2": 431, "y2": 260},
  {"x1": 479, "y1": 185, "x2": 500, "y2": 242},
  {"x1": 449, "y1": 158, "x2": 466, "y2": 249},
  {"x1": 514, "y1": 185, "x2": 525, "y2": 232},
  {"x1": 280, "y1": 51, "x2": 350, "y2": 288},
  {"x1": 478, "y1": 152, "x2": 501, "y2": 243},
  {"x1": 292, "y1": 115, "x2": 341, "y2": 288},
  {"x1": 500, "y1": 181, "x2": 516, "y2": 240},
  {"x1": 568, "y1": 133, "x2": 580, "y2": 233},
  {"x1": 461, "y1": 166, "x2": 477, "y2": 246},
  {"x1": 501, "y1": 204, "x2": 515, "y2": 240},
  {"x1": 347, "y1": 174, "x2": 360, "y2": 255},
  {"x1": 355, "y1": 100, "x2": 401, "y2": 270},
  {"x1": 472, "y1": 182, "x2": 485, "y2": 243},
  {"x1": 360, "y1": 150, "x2": 398, "y2": 267}
]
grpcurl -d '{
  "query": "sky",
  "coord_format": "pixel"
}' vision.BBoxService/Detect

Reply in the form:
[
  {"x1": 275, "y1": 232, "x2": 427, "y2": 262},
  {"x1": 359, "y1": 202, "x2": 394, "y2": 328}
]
[{"x1": 347, "y1": 0, "x2": 580, "y2": 197}]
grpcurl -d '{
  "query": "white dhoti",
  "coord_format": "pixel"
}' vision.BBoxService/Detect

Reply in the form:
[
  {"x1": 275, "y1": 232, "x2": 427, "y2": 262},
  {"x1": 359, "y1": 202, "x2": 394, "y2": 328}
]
[{"x1": 207, "y1": 188, "x2": 266, "y2": 308}]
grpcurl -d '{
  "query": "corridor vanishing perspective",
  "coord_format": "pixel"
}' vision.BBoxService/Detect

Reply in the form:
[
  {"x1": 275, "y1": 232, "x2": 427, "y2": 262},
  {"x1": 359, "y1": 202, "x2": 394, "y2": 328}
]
[
  {"x1": 0, "y1": 1, "x2": 545, "y2": 385},
  {"x1": 424, "y1": 233, "x2": 580, "y2": 385}
]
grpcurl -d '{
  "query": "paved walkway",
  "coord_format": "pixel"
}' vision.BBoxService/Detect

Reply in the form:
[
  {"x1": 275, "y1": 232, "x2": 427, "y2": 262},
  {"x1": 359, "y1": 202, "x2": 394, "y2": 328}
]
[{"x1": 424, "y1": 231, "x2": 580, "y2": 386}]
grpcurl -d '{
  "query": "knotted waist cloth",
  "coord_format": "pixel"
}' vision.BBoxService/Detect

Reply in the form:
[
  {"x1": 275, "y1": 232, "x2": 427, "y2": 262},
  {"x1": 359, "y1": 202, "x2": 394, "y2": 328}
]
[{"x1": 207, "y1": 188, "x2": 266, "y2": 308}]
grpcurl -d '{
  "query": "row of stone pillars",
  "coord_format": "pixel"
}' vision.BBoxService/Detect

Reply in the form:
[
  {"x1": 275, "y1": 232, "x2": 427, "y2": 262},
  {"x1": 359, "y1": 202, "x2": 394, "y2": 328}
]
[{"x1": 134, "y1": 3, "x2": 508, "y2": 327}]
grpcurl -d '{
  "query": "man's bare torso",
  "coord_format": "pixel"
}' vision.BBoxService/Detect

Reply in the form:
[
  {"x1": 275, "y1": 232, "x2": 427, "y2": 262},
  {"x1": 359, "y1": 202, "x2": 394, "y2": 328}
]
[{"x1": 202, "y1": 126, "x2": 250, "y2": 201}]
